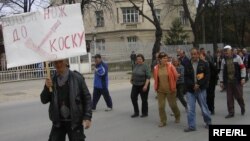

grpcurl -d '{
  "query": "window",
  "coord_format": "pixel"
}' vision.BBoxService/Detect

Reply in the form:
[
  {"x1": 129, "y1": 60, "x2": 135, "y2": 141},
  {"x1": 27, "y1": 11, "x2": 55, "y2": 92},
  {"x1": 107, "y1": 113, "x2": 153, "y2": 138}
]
[
  {"x1": 62, "y1": 0, "x2": 75, "y2": 4},
  {"x1": 86, "y1": 40, "x2": 91, "y2": 52},
  {"x1": 95, "y1": 11, "x2": 104, "y2": 27},
  {"x1": 127, "y1": 36, "x2": 137, "y2": 49},
  {"x1": 96, "y1": 39, "x2": 105, "y2": 52},
  {"x1": 121, "y1": 7, "x2": 139, "y2": 23},
  {"x1": 155, "y1": 9, "x2": 161, "y2": 22},
  {"x1": 180, "y1": 11, "x2": 189, "y2": 25}
]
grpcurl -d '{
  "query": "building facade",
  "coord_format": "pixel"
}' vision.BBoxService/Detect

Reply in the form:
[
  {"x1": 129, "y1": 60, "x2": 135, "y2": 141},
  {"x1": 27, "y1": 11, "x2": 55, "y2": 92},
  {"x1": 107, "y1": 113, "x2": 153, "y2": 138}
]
[{"x1": 52, "y1": 0, "x2": 196, "y2": 60}]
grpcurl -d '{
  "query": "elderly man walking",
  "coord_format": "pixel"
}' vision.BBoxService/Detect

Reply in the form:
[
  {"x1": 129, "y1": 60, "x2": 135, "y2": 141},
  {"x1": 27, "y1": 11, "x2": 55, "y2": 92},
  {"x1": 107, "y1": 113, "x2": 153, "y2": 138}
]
[{"x1": 220, "y1": 45, "x2": 246, "y2": 118}]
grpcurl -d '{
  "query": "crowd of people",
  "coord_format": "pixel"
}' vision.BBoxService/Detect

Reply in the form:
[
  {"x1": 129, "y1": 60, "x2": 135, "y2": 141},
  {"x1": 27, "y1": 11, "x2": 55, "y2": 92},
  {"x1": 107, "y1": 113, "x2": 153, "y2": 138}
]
[
  {"x1": 129, "y1": 45, "x2": 248, "y2": 132},
  {"x1": 40, "y1": 45, "x2": 249, "y2": 141}
]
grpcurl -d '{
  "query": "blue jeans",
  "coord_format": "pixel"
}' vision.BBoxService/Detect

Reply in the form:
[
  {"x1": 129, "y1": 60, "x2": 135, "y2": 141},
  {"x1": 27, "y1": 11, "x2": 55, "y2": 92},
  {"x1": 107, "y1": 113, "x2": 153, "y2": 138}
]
[{"x1": 186, "y1": 90, "x2": 211, "y2": 129}]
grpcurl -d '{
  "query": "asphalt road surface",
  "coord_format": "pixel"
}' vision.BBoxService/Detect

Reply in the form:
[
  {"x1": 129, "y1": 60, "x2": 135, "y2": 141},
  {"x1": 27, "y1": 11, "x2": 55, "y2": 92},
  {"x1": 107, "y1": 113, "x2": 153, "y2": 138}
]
[{"x1": 0, "y1": 79, "x2": 250, "y2": 141}]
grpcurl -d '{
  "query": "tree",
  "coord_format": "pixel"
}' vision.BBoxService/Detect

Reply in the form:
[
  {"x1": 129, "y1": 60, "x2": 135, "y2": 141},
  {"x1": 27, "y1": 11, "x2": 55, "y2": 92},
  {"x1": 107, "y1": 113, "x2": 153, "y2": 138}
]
[
  {"x1": 182, "y1": 0, "x2": 210, "y2": 46},
  {"x1": 0, "y1": 0, "x2": 50, "y2": 16},
  {"x1": 201, "y1": 0, "x2": 250, "y2": 48},
  {"x1": 164, "y1": 18, "x2": 189, "y2": 45},
  {"x1": 126, "y1": 0, "x2": 162, "y2": 65},
  {"x1": 60, "y1": 0, "x2": 113, "y2": 15}
]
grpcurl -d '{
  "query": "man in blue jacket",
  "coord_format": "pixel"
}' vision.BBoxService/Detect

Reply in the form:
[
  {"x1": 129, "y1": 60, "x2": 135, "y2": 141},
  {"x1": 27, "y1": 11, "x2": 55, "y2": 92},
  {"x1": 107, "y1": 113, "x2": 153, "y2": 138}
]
[{"x1": 92, "y1": 54, "x2": 113, "y2": 111}]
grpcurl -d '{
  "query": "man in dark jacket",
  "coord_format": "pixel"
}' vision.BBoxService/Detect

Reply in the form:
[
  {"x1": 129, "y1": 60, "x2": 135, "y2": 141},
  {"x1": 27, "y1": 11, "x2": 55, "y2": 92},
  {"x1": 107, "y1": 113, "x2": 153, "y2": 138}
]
[
  {"x1": 220, "y1": 45, "x2": 246, "y2": 118},
  {"x1": 178, "y1": 50, "x2": 190, "y2": 67},
  {"x1": 92, "y1": 54, "x2": 113, "y2": 111},
  {"x1": 183, "y1": 48, "x2": 211, "y2": 132},
  {"x1": 40, "y1": 59, "x2": 92, "y2": 141}
]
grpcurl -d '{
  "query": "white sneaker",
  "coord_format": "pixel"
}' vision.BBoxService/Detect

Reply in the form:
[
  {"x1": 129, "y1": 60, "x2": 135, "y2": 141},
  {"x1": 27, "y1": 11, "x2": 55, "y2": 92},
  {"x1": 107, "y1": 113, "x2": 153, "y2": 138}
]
[{"x1": 105, "y1": 108, "x2": 112, "y2": 112}]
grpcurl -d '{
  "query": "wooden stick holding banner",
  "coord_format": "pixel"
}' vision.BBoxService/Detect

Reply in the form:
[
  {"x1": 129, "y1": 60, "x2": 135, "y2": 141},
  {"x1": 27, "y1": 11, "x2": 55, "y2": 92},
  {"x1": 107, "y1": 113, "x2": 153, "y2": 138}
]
[{"x1": 45, "y1": 62, "x2": 53, "y2": 92}]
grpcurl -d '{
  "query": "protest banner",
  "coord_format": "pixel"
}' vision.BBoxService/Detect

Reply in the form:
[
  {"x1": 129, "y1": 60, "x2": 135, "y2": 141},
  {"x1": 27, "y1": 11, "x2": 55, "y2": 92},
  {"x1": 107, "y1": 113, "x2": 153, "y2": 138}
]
[{"x1": 1, "y1": 3, "x2": 87, "y2": 69}]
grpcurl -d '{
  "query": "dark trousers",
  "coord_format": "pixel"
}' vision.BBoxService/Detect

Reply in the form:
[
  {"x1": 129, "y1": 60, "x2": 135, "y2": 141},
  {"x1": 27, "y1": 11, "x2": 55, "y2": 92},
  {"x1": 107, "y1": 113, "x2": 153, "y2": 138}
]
[
  {"x1": 49, "y1": 122, "x2": 85, "y2": 141},
  {"x1": 92, "y1": 87, "x2": 113, "y2": 110},
  {"x1": 226, "y1": 83, "x2": 245, "y2": 115},
  {"x1": 176, "y1": 83, "x2": 187, "y2": 108},
  {"x1": 131, "y1": 84, "x2": 150, "y2": 115},
  {"x1": 206, "y1": 81, "x2": 217, "y2": 113}
]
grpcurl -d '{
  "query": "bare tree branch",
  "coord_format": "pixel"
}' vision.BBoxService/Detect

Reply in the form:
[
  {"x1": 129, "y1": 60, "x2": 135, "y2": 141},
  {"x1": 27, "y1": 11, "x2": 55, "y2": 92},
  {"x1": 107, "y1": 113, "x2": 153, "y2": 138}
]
[
  {"x1": 128, "y1": 0, "x2": 155, "y2": 25},
  {"x1": 9, "y1": 0, "x2": 24, "y2": 9}
]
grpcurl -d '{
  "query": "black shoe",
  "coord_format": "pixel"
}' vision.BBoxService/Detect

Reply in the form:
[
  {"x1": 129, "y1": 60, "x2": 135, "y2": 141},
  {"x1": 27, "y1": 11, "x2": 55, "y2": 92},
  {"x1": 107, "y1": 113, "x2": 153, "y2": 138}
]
[
  {"x1": 241, "y1": 108, "x2": 245, "y2": 115},
  {"x1": 225, "y1": 114, "x2": 234, "y2": 118},
  {"x1": 131, "y1": 114, "x2": 139, "y2": 118},
  {"x1": 184, "y1": 128, "x2": 196, "y2": 132},
  {"x1": 140, "y1": 114, "x2": 148, "y2": 118}
]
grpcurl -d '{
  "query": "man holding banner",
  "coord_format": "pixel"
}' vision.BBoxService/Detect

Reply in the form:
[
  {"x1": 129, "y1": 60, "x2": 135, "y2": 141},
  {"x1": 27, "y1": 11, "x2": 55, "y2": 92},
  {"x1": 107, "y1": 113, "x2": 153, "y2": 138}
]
[
  {"x1": 41, "y1": 59, "x2": 92, "y2": 141},
  {"x1": 1, "y1": 3, "x2": 92, "y2": 141}
]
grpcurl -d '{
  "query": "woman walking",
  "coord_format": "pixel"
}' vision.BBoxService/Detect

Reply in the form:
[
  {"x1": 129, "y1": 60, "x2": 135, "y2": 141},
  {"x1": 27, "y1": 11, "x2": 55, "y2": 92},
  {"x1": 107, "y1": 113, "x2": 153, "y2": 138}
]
[
  {"x1": 154, "y1": 52, "x2": 180, "y2": 127},
  {"x1": 130, "y1": 54, "x2": 151, "y2": 118}
]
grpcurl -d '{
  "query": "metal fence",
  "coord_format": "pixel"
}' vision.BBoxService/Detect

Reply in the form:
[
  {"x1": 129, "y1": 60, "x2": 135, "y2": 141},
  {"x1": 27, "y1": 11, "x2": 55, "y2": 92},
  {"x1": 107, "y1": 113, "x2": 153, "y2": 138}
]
[
  {"x1": 0, "y1": 63, "x2": 56, "y2": 83},
  {"x1": 0, "y1": 42, "x2": 221, "y2": 83},
  {"x1": 89, "y1": 41, "x2": 154, "y2": 63}
]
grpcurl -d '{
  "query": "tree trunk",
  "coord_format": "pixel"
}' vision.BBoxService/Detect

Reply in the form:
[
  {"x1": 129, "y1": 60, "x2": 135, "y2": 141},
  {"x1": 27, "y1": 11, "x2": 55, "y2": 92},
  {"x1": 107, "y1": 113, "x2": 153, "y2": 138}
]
[
  {"x1": 182, "y1": 0, "x2": 198, "y2": 47},
  {"x1": 24, "y1": 0, "x2": 28, "y2": 12},
  {"x1": 212, "y1": 6, "x2": 219, "y2": 51},
  {"x1": 152, "y1": 27, "x2": 162, "y2": 60},
  {"x1": 241, "y1": 17, "x2": 246, "y2": 47}
]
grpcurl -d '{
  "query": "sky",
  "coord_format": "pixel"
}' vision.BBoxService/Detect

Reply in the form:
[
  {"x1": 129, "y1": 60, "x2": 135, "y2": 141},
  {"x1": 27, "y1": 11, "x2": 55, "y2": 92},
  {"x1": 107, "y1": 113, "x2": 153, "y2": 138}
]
[{"x1": 0, "y1": 0, "x2": 50, "y2": 17}]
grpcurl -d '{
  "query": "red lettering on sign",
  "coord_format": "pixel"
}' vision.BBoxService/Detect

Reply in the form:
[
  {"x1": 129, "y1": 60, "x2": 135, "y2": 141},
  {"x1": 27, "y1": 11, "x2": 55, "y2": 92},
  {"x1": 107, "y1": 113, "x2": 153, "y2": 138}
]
[
  {"x1": 58, "y1": 6, "x2": 67, "y2": 17},
  {"x1": 64, "y1": 36, "x2": 70, "y2": 49},
  {"x1": 58, "y1": 37, "x2": 64, "y2": 50},
  {"x1": 13, "y1": 29, "x2": 20, "y2": 42},
  {"x1": 71, "y1": 34, "x2": 78, "y2": 48},
  {"x1": 21, "y1": 26, "x2": 27, "y2": 38},
  {"x1": 44, "y1": 8, "x2": 50, "y2": 20},
  {"x1": 51, "y1": 8, "x2": 57, "y2": 19},
  {"x1": 77, "y1": 32, "x2": 85, "y2": 47},
  {"x1": 49, "y1": 32, "x2": 85, "y2": 52},
  {"x1": 50, "y1": 39, "x2": 57, "y2": 52}
]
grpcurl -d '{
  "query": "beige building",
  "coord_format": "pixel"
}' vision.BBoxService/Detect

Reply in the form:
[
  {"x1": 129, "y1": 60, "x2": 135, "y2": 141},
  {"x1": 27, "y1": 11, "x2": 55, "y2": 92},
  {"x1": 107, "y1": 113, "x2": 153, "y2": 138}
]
[{"x1": 52, "y1": 0, "x2": 196, "y2": 60}]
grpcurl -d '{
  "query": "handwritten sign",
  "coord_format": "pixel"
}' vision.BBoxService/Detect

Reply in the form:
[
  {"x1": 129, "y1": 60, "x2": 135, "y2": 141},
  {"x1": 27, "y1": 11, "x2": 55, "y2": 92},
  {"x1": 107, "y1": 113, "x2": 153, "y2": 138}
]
[{"x1": 1, "y1": 3, "x2": 86, "y2": 68}]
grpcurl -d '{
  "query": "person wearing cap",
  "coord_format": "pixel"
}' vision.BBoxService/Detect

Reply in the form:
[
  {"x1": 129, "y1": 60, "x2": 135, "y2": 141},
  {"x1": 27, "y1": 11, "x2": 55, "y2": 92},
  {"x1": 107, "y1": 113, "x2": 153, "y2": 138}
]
[
  {"x1": 40, "y1": 59, "x2": 92, "y2": 141},
  {"x1": 219, "y1": 45, "x2": 246, "y2": 118},
  {"x1": 92, "y1": 54, "x2": 113, "y2": 111}
]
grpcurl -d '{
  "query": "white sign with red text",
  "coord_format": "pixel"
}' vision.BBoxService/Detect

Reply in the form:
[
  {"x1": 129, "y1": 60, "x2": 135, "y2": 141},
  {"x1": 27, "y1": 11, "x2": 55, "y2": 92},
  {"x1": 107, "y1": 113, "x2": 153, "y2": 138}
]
[{"x1": 1, "y1": 3, "x2": 86, "y2": 68}]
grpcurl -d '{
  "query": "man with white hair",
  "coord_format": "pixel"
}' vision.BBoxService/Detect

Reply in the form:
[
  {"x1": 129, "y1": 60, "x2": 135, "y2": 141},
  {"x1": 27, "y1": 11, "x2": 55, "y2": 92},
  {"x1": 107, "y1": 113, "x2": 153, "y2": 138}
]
[{"x1": 219, "y1": 45, "x2": 246, "y2": 118}]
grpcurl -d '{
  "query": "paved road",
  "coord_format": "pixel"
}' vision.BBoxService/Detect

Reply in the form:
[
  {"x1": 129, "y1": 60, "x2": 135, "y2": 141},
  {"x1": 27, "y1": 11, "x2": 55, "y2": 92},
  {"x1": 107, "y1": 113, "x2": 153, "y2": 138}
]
[{"x1": 0, "y1": 79, "x2": 250, "y2": 141}]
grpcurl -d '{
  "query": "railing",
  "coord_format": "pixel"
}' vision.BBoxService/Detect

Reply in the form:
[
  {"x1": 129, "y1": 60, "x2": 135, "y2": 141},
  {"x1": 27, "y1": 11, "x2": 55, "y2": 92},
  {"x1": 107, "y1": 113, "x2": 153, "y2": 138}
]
[
  {"x1": 0, "y1": 42, "x2": 221, "y2": 83},
  {"x1": 0, "y1": 63, "x2": 55, "y2": 83}
]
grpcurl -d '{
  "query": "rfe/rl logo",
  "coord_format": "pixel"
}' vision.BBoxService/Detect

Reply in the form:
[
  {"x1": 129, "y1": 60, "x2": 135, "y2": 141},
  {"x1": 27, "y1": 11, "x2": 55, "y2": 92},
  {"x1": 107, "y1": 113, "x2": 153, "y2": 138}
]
[{"x1": 213, "y1": 129, "x2": 247, "y2": 136}]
